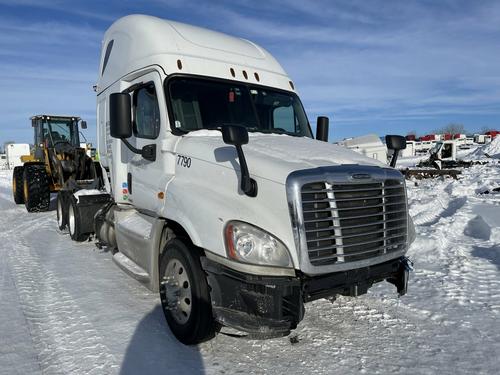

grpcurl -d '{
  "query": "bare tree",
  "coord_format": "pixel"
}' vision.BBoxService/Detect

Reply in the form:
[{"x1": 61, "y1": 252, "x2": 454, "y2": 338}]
[{"x1": 435, "y1": 123, "x2": 466, "y2": 134}]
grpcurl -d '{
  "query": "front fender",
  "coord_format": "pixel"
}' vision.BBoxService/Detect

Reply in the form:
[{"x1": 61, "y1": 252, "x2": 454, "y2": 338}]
[{"x1": 160, "y1": 158, "x2": 299, "y2": 268}]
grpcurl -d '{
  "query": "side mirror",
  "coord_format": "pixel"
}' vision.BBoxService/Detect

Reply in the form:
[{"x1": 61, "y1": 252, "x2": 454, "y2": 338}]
[
  {"x1": 109, "y1": 92, "x2": 156, "y2": 162},
  {"x1": 316, "y1": 116, "x2": 329, "y2": 142},
  {"x1": 386, "y1": 135, "x2": 407, "y2": 151},
  {"x1": 385, "y1": 135, "x2": 407, "y2": 168},
  {"x1": 221, "y1": 125, "x2": 249, "y2": 146},
  {"x1": 109, "y1": 93, "x2": 132, "y2": 138},
  {"x1": 80, "y1": 120, "x2": 87, "y2": 129},
  {"x1": 31, "y1": 119, "x2": 36, "y2": 127},
  {"x1": 221, "y1": 125, "x2": 257, "y2": 197}
]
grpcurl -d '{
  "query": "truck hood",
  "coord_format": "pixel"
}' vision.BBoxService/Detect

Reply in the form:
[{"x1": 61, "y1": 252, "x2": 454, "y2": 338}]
[{"x1": 178, "y1": 130, "x2": 386, "y2": 184}]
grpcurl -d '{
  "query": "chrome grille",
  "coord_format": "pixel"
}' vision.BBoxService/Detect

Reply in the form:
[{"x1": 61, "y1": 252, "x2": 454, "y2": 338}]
[{"x1": 301, "y1": 179, "x2": 408, "y2": 266}]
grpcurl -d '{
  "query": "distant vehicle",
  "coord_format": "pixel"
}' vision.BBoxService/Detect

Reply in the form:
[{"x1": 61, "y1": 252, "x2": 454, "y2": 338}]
[
  {"x1": 417, "y1": 140, "x2": 471, "y2": 170},
  {"x1": 417, "y1": 140, "x2": 434, "y2": 153},
  {"x1": 405, "y1": 134, "x2": 416, "y2": 141},
  {"x1": 338, "y1": 134, "x2": 388, "y2": 162},
  {"x1": 420, "y1": 134, "x2": 436, "y2": 141},
  {"x1": 484, "y1": 130, "x2": 499, "y2": 138},
  {"x1": 11, "y1": 115, "x2": 99, "y2": 212},
  {"x1": 442, "y1": 134, "x2": 453, "y2": 141},
  {"x1": 400, "y1": 140, "x2": 417, "y2": 157},
  {"x1": 474, "y1": 134, "x2": 492, "y2": 144},
  {"x1": 6, "y1": 143, "x2": 30, "y2": 169}
]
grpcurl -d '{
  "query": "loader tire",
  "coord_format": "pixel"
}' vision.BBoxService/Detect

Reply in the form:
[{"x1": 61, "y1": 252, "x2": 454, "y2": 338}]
[
  {"x1": 23, "y1": 165, "x2": 50, "y2": 212},
  {"x1": 159, "y1": 239, "x2": 216, "y2": 345},
  {"x1": 68, "y1": 197, "x2": 88, "y2": 242},
  {"x1": 12, "y1": 166, "x2": 25, "y2": 204}
]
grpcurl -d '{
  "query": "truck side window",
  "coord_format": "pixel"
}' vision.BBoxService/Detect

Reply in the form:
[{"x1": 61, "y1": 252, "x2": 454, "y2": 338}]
[{"x1": 133, "y1": 84, "x2": 160, "y2": 139}]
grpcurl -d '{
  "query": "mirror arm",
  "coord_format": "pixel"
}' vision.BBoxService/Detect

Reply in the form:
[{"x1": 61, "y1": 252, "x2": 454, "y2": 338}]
[
  {"x1": 390, "y1": 150, "x2": 400, "y2": 168},
  {"x1": 121, "y1": 138, "x2": 156, "y2": 162},
  {"x1": 235, "y1": 144, "x2": 257, "y2": 197},
  {"x1": 121, "y1": 138, "x2": 141, "y2": 154}
]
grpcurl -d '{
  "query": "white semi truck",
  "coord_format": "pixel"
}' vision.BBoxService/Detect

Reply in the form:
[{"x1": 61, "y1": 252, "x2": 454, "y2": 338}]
[{"x1": 55, "y1": 15, "x2": 415, "y2": 344}]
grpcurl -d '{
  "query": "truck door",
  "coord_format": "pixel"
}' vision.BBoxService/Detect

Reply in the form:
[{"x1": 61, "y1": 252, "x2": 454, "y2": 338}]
[{"x1": 123, "y1": 71, "x2": 170, "y2": 212}]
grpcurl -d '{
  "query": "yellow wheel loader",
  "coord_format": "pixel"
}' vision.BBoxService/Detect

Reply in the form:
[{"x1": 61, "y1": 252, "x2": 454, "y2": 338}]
[{"x1": 12, "y1": 115, "x2": 102, "y2": 212}]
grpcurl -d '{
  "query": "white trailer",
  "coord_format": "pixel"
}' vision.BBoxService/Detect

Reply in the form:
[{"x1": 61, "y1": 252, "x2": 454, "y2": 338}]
[
  {"x1": 53, "y1": 15, "x2": 415, "y2": 344},
  {"x1": 418, "y1": 141, "x2": 433, "y2": 153},
  {"x1": 474, "y1": 134, "x2": 492, "y2": 144},
  {"x1": 400, "y1": 140, "x2": 417, "y2": 157},
  {"x1": 338, "y1": 134, "x2": 388, "y2": 162},
  {"x1": 6, "y1": 143, "x2": 30, "y2": 169}
]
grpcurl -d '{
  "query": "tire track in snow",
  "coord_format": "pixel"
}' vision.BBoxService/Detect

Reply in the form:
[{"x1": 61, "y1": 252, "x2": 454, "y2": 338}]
[
  {"x1": 407, "y1": 166, "x2": 500, "y2": 319},
  {"x1": 0, "y1": 188, "x2": 119, "y2": 374},
  {"x1": 7, "y1": 240, "x2": 119, "y2": 374}
]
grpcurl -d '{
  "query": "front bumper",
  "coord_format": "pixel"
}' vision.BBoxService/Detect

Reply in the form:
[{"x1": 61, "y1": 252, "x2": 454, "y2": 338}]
[{"x1": 201, "y1": 256, "x2": 412, "y2": 338}]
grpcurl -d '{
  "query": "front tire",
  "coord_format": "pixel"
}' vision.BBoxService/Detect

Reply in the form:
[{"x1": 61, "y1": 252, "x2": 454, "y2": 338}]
[
  {"x1": 23, "y1": 164, "x2": 50, "y2": 212},
  {"x1": 68, "y1": 198, "x2": 89, "y2": 242},
  {"x1": 12, "y1": 166, "x2": 25, "y2": 204},
  {"x1": 159, "y1": 239, "x2": 216, "y2": 345}
]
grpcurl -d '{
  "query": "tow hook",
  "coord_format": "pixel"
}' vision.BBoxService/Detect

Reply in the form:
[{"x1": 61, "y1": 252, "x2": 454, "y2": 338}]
[{"x1": 398, "y1": 256, "x2": 414, "y2": 296}]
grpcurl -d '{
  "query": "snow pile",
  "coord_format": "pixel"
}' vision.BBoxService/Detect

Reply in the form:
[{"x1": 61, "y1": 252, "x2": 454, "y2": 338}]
[{"x1": 468, "y1": 136, "x2": 500, "y2": 159}]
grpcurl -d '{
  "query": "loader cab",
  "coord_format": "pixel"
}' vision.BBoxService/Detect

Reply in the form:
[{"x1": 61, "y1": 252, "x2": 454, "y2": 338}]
[{"x1": 32, "y1": 115, "x2": 82, "y2": 154}]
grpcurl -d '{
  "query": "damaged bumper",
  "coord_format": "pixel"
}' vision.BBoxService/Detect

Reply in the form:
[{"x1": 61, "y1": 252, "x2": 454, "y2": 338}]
[{"x1": 201, "y1": 256, "x2": 412, "y2": 338}]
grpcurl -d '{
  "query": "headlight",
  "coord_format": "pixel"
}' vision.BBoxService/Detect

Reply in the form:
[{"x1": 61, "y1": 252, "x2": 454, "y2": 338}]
[{"x1": 224, "y1": 221, "x2": 292, "y2": 268}]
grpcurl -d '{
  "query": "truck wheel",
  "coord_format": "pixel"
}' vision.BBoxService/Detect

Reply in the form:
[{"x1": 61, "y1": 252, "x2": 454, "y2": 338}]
[
  {"x1": 159, "y1": 239, "x2": 216, "y2": 345},
  {"x1": 68, "y1": 198, "x2": 89, "y2": 242},
  {"x1": 23, "y1": 165, "x2": 50, "y2": 212},
  {"x1": 12, "y1": 166, "x2": 25, "y2": 204},
  {"x1": 56, "y1": 192, "x2": 67, "y2": 230}
]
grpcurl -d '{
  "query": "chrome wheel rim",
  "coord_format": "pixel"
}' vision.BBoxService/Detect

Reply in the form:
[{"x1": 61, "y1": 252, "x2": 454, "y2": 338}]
[
  {"x1": 162, "y1": 258, "x2": 192, "y2": 324},
  {"x1": 68, "y1": 204, "x2": 75, "y2": 235}
]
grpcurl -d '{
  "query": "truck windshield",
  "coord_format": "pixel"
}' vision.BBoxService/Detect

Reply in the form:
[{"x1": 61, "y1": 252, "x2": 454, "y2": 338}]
[{"x1": 167, "y1": 77, "x2": 312, "y2": 137}]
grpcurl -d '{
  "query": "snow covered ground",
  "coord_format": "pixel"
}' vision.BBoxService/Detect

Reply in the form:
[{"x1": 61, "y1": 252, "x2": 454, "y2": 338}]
[{"x1": 1, "y1": 149, "x2": 499, "y2": 374}]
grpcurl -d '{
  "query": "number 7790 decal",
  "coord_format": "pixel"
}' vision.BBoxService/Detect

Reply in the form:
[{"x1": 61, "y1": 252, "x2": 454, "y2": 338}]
[{"x1": 177, "y1": 154, "x2": 192, "y2": 168}]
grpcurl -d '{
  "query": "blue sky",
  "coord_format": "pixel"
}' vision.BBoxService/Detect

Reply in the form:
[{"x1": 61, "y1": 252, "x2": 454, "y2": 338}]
[{"x1": 0, "y1": 0, "x2": 499, "y2": 146}]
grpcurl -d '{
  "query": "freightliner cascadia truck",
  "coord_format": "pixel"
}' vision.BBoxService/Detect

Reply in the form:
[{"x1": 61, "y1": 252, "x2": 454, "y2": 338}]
[{"x1": 55, "y1": 15, "x2": 415, "y2": 345}]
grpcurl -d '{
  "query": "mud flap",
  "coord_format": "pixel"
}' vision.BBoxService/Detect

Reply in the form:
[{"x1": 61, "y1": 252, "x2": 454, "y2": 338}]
[{"x1": 72, "y1": 193, "x2": 112, "y2": 234}]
